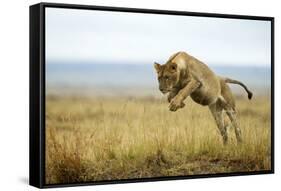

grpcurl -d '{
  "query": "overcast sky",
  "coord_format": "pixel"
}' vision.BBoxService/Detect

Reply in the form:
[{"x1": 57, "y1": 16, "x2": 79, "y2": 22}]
[{"x1": 46, "y1": 8, "x2": 271, "y2": 66}]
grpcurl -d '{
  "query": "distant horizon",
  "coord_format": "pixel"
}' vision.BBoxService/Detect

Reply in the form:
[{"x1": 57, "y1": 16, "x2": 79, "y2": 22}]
[{"x1": 46, "y1": 62, "x2": 271, "y2": 97}]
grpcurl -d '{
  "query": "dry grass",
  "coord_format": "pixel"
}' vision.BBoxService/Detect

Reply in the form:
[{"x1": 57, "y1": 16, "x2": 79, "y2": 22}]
[{"x1": 45, "y1": 95, "x2": 271, "y2": 184}]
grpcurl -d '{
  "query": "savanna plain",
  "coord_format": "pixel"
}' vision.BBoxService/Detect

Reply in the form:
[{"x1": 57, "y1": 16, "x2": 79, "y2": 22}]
[{"x1": 46, "y1": 94, "x2": 271, "y2": 184}]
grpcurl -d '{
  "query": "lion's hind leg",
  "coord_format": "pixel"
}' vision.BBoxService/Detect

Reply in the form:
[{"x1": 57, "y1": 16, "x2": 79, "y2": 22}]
[
  {"x1": 226, "y1": 109, "x2": 242, "y2": 143},
  {"x1": 209, "y1": 102, "x2": 228, "y2": 145},
  {"x1": 218, "y1": 96, "x2": 242, "y2": 144}
]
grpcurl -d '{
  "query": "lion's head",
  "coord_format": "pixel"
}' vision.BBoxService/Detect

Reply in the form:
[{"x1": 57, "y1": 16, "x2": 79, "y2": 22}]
[{"x1": 154, "y1": 62, "x2": 180, "y2": 94}]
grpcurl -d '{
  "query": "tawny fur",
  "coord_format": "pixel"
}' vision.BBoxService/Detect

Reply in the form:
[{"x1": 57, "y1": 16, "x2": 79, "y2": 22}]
[{"x1": 154, "y1": 51, "x2": 253, "y2": 144}]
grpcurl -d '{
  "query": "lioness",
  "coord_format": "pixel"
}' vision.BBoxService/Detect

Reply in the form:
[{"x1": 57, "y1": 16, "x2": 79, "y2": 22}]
[{"x1": 154, "y1": 51, "x2": 253, "y2": 144}]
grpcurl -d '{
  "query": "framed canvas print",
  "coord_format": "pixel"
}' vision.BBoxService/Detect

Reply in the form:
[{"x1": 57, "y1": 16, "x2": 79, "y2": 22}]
[{"x1": 29, "y1": 2, "x2": 274, "y2": 188}]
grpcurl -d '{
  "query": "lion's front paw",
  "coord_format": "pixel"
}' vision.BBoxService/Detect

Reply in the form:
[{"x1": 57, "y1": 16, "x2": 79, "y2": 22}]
[{"x1": 169, "y1": 98, "x2": 185, "y2": 112}]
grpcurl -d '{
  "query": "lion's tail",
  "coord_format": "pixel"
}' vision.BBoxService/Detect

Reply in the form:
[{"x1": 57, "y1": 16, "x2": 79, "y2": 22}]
[{"x1": 223, "y1": 77, "x2": 253, "y2": 100}]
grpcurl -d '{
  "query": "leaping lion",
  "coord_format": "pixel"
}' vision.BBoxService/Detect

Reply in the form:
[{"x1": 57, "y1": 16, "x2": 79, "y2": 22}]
[{"x1": 154, "y1": 51, "x2": 253, "y2": 144}]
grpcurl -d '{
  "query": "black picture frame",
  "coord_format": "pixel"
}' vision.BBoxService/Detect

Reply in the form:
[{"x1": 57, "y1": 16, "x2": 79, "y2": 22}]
[{"x1": 29, "y1": 2, "x2": 275, "y2": 188}]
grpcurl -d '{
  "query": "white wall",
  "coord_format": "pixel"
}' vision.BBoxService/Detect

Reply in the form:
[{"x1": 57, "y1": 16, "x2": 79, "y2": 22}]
[{"x1": 0, "y1": 0, "x2": 279, "y2": 190}]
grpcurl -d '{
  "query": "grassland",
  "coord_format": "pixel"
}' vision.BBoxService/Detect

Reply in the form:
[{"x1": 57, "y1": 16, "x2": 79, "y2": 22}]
[{"x1": 45, "y1": 95, "x2": 271, "y2": 184}]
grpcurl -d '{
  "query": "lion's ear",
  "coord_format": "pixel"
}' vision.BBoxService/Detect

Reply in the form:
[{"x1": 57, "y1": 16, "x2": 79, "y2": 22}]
[{"x1": 154, "y1": 62, "x2": 161, "y2": 73}]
